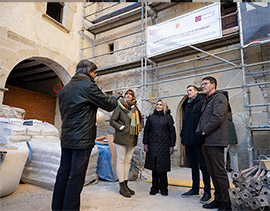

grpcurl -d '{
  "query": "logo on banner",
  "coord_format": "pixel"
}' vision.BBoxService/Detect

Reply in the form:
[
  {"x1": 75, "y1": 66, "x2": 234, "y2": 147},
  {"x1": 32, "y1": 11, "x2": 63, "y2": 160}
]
[
  {"x1": 176, "y1": 23, "x2": 180, "y2": 28},
  {"x1": 149, "y1": 29, "x2": 160, "y2": 35},
  {"x1": 195, "y1": 15, "x2": 201, "y2": 22}
]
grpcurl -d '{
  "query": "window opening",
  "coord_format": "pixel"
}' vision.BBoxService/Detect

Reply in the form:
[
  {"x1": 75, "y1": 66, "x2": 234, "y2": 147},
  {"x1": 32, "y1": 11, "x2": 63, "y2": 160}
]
[
  {"x1": 221, "y1": 3, "x2": 237, "y2": 30},
  {"x1": 109, "y1": 43, "x2": 114, "y2": 55},
  {"x1": 46, "y1": 2, "x2": 64, "y2": 23}
]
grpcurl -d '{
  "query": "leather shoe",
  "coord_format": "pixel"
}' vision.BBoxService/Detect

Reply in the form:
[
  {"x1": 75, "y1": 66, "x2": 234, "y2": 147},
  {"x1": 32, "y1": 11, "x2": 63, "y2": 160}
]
[
  {"x1": 202, "y1": 200, "x2": 221, "y2": 209},
  {"x1": 200, "y1": 192, "x2": 211, "y2": 203},
  {"x1": 218, "y1": 204, "x2": 232, "y2": 211},
  {"x1": 149, "y1": 188, "x2": 159, "y2": 195},
  {"x1": 181, "y1": 189, "x2": 199, "y2": 198},
  {"x1": 161, "y1": 190, "x2": 168, "y2": 196}
]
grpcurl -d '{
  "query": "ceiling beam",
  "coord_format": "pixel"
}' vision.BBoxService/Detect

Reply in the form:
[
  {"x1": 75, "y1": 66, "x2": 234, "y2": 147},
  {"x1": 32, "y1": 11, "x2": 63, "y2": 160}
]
[
  {"x1": 9, "y1": 67, "x2": 52, "y2": 78},
  {"x1": 13, "y1": 60, "x2": 43, "y2": 70},
  {"x1": 25, "y1": 75, "x2": 58, "y2": 83},
  {"x1": 21, "y1": 72, "x2": 57, "y2": 82}
]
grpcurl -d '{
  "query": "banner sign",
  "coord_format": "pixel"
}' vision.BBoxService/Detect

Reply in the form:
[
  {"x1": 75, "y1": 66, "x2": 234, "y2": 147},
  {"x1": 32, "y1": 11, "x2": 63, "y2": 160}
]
[
  {"x1": 240, "y1": 3, "x2": 270, "y2": 46},
  {"x1": 146, "y1": 3, "x2": 222, "y2": 58}
]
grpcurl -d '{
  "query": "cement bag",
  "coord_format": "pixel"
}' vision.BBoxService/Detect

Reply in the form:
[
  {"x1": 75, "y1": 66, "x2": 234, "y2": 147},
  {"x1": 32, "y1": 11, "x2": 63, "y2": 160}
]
[
  {"x1": 25, "y1": 126, "x2": 41, "y2": 136},
  {"x1": 0, "y1": 105, "x2": 25, "y2": 119},
  {"x1": 0, "y1": 118, "x2": 23, "y2": 125},
  {"x1": 0, "y1": 123, "x2": 30, "y2": 144},
  {"x1": 0, "y1": 142, "x2": 29, "y2": 197},
  {"x1": 23, "y1": 119, "x2": 43, "y2": 126},
  {"x1": 40, "y1": 122, "x2": 59, "y2": 137},
  {"x1": 21, "y1": 139, "x2": 98, "y2": 190},
  {"x1": 21, "y1": 138, "x2": 61, "y2": 190}
]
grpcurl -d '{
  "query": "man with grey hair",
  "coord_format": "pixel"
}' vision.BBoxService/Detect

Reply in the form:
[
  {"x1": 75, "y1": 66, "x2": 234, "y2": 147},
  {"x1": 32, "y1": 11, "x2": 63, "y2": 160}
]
[{"x1": 52, "y1": 59, "x2": 120, "y2": 211}]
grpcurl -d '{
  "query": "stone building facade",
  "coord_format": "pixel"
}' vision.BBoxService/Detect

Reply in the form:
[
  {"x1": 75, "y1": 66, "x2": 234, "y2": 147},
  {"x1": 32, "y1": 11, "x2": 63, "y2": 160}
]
[{"x1": 0, "y1": 2, "x2": 269, "y2": 169}]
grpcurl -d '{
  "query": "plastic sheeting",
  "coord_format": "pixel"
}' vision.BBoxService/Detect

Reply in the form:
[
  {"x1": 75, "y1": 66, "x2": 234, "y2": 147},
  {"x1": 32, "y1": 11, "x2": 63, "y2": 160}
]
[
  {"x1": 21, "y1": 139, "x2": 98, "y2": 190},
  {"x1": 96, "y1": 141, "x2": 116, "y2": 182}
]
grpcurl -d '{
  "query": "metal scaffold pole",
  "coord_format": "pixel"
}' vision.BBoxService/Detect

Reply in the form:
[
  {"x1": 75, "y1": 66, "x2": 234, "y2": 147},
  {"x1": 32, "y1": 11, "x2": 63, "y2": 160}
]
[
  {"x1": 139, "y1": 2, "x2": 145, "y2": 167},
  {"x1": 237, "y1": 2, "x2": 254, "y2": 167}
]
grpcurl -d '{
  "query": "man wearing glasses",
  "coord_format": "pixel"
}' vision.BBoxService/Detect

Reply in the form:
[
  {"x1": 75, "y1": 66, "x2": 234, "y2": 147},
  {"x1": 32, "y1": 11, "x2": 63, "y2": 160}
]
[{"x1": 196, "y1": 76, "x2": 231, "y2": 211}]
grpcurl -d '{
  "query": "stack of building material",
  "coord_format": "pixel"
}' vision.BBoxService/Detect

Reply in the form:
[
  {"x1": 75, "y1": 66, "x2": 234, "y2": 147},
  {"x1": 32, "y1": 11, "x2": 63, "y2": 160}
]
[
  {"x1": 21, "y1": 139, "x2": 98, "y2": 190},
  {"x1": 20, "y1": 120, "x2": 98, "y2": 190},
  {"x1": 0, "y1": 104, "x2": 25, "y2": 119},
  {"x1": 229, "y1": 161, "x2": 270, "y2": 210},
  {"x1": 0, "y1": 118, "x2": 59, "y2": 144},
  {"x1": 0, "y1": 115, "x2": 98, "y2": 193},
  {"x1": 0, "y1": 118, "x2": 31, "y2": 144}
]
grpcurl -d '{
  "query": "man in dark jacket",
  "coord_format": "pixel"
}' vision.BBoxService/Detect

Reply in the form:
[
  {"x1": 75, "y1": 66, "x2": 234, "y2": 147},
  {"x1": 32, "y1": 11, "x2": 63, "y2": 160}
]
[
  {"x1": 180, "y1": 85, "x2": 211, "y2": 203},
  {"x1": 196, "y1": 76, "x2": 231, "y2": 211},
  {"x1": 52, "y1": 60, "x2": 119, "y2": 211}
]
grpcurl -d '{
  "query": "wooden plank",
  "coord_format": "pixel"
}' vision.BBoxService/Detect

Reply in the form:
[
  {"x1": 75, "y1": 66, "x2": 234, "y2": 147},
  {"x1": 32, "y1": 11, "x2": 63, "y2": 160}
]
[{"x1": 108, "y1": 134, "x2": 117, "y2": 180}]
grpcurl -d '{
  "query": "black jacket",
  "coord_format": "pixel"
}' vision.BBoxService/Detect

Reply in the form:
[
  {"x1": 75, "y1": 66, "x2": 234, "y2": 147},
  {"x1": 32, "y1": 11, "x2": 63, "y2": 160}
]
[
  {"x1": 59, "y1": 73, "x2": 117, "y2": 149},
  {"x1": 180, "y1": 94, "x2": 205, "y2": 146},
  {"x1": 228, "y1": 112, "x2": 238, "y2": 145},
  {"x1": 143, "y1": 110, "x2": 176, "y2": 172}
]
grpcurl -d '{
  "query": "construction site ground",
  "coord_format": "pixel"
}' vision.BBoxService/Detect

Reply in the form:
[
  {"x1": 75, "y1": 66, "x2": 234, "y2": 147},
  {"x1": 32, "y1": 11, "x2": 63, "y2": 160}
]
[{"x1": 0, "y1": 167, "x2": 233, "y2": 211}]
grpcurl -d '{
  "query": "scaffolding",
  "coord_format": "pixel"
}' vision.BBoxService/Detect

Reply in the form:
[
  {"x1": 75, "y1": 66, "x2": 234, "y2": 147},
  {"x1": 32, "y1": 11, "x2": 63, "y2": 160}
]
[{"x1": 81, "y1": 2, "x2": 270, "y2": 168}]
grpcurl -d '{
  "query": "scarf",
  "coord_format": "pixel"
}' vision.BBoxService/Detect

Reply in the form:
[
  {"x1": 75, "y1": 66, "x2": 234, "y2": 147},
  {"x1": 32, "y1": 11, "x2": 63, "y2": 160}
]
[
  {"x1": 118, "y1": 98, "x2": 142, "y2": 135},
  {"x1": 187, "y1": 95, "x2": 197, "y2": 103}
]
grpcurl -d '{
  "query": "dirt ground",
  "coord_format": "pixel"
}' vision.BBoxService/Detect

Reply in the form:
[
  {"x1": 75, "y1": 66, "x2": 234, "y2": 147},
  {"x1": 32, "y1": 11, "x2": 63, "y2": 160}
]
[{"x1": 0, "y1": 168, "x2": 214, "y2": 211}]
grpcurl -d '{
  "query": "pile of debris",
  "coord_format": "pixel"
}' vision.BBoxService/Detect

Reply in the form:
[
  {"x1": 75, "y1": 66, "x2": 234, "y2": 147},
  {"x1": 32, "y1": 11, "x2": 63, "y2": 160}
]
[{"x1": 229, "y1": 160, "x2": 270, "y2": 210}]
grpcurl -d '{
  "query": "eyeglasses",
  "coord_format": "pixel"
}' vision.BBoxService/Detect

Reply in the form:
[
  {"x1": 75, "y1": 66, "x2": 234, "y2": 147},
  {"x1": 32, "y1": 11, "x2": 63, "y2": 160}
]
[{"x1": 201, "y1": 82, "x2": 210, "y2": 86}]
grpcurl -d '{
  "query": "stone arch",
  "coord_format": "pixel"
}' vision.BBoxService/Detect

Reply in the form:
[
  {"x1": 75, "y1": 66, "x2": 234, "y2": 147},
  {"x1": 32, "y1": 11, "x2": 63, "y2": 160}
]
[
  {"x1": 0, "y1": 48, "x2": 74, "y2": 131},
  {"x1": 175, "y1": 95, "x2": 188, "y2": 167},
  {"x1": 1, "y1": 49, "x2": 72, "y2": 89}
]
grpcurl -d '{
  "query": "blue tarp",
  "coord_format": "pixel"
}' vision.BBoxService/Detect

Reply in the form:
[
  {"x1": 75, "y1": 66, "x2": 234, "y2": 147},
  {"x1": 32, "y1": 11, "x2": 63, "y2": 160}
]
[{"x1": 95, "y1": 141, "x2": 116, "y2": 182}]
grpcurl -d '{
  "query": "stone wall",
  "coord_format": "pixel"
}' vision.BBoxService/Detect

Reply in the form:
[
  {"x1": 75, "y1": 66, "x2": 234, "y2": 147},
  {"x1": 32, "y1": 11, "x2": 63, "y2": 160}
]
[
  {"x1": 0, "y1": 2, "x2": 84, "y2": 102},
  {"x1": 86, "y1": 3, "x2": 270, "y2": 169}
]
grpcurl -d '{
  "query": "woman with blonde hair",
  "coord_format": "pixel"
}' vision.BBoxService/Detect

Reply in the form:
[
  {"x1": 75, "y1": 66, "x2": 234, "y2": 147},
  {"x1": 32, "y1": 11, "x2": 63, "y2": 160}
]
[
  {"x1": 110, "y1": 89, "x2": 142, "y2": 198},
  {"x1": 143, "y1": 99, "x2": 176, "y2": 196}
]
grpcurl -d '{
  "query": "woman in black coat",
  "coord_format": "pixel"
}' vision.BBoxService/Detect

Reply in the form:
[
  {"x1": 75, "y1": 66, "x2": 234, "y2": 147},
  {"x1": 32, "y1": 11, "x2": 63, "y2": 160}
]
[{"x1": 143, "y1": 100, "x2": 176, "y2": 196}]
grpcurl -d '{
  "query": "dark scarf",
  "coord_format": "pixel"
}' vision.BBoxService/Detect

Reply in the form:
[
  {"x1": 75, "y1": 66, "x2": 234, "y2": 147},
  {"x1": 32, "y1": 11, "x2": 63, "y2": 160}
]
[
  {"x1": 118, "y1": 98, "x2": 142, "y2": 135},
  {"x1": 187, "y1": 95, "x2": 197, "y2": 104}
]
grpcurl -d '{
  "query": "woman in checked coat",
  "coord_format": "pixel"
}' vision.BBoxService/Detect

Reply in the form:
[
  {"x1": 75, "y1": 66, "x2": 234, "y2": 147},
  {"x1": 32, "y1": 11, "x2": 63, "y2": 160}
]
[{"x1": 143, "y1": 99, "x2": 176, "y2": 196}]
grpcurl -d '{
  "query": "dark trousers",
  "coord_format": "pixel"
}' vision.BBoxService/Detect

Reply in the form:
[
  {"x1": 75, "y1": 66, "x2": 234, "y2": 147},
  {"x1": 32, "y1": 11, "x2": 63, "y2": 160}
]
[
  {"x1": 52, "y1": 148, "x2": 92, "y2": 211},
  {"x1": 151, "y1": 171, "x2": 168, "y2": 193},
  {"x1": 202, "y1": 146, "x2": 230, "y2": 204},
  {"x1": 186, "y1": 145, "x2": 211, "y2": 194}
]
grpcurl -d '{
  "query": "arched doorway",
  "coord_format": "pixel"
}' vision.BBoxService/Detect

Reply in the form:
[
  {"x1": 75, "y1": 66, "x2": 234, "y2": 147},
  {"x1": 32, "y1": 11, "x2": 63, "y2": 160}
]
[
  {"x1": 3, "y1": 57, "x2": 71, "y2": 131},
  {"x1": 176, "y1": 95, "x2": 187, "y2": 167}
]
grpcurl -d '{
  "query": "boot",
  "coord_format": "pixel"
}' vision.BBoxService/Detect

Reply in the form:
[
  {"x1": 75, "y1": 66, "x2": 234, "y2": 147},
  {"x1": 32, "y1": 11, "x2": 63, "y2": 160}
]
[
  {"x1": 124, "y1": 180, "x2": 135, "y2": 195},
  {"x1": 119, "y1": 182, "x2": 131, "y2": 198}
]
